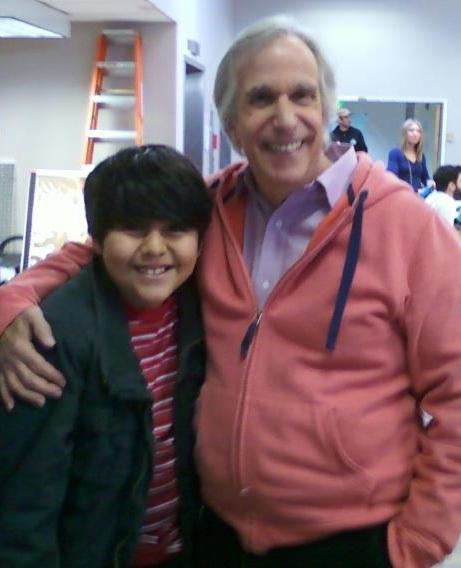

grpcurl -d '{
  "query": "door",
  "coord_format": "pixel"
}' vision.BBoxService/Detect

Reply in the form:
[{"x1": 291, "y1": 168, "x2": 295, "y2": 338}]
[
  {"x1": 334, "y1": 98, "x2": 446, "y2": 174},
  {"x1": 184, "y1": 59, "x2": 204, "y2": 172}
]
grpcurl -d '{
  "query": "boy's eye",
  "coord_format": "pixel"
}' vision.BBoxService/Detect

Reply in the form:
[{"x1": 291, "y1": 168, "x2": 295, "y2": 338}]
[
  {"x1": 163, "y1": 223, "x2": 189, "y2": 235},
  {"x1": 121, "y1": 228, "x2": 148, "y2": 238}
]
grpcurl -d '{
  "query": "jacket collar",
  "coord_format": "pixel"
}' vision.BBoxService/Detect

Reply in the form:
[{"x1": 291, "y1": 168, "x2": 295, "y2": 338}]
[{"x1": 88, "y1": 258, "x2": 204, "y2": 397}]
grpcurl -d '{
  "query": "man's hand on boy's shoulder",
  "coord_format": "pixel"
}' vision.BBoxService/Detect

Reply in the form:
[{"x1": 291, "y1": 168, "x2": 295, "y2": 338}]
[{"x1": 0, "y1": 307, "x2": 65, "y2": 410}]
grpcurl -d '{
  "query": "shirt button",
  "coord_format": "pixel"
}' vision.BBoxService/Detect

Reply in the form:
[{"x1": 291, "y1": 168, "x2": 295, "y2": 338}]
[
  {"x1": 239, "y1": 487, "x2": 250, "y2": 497},
  {"x1": 275, "y1": 219, "x2": 283, "y2": 230},
  {"x1": 262, "y1": 280, "x2": 270, "y2": 290}
]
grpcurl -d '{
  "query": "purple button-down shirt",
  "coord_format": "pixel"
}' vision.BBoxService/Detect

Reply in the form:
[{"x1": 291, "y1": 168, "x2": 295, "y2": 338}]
[{"x1": 241, "y1": 144, "x2": 357, "y2": 307}]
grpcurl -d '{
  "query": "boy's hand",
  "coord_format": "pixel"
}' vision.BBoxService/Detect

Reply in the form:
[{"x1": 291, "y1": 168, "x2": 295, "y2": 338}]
[{"x1": 0, "y1": 306, "x2": 66, "y2": 410}]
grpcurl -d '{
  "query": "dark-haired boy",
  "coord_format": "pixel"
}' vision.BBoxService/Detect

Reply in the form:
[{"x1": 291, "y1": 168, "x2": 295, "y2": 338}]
[{"x1": 0, "y1": 145, "x2": 212, "y2": 568}]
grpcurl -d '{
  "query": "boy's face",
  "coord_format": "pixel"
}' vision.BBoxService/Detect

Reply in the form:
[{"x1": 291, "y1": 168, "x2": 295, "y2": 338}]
[{"x1": 94, "y1": 220, "x2": 200, "y2": 309}]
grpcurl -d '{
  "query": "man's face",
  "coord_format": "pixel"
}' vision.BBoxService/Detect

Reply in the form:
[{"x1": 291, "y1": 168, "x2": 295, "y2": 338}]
[
  {"x1": 229, "y1": 35, "x2": 330, "y2": 207},
  {"x1": 338, "y1": 112, "x2": 351, "y2": 130}
]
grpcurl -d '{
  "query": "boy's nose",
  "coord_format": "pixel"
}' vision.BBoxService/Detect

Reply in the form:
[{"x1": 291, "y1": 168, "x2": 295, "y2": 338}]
[{"x1": 141, "y1": 230, "x2": 167, "y2": 255}]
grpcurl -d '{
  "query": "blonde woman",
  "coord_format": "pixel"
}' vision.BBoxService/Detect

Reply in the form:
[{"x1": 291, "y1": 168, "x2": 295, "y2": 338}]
[{"x1": 387, "y1": 118, "x2": 435, "y2": 191}]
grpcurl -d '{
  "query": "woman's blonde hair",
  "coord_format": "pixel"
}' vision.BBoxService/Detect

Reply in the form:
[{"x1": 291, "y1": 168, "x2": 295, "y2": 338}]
[{"x1": 400, "y1": 118, "x2": 424, "y2": 162}]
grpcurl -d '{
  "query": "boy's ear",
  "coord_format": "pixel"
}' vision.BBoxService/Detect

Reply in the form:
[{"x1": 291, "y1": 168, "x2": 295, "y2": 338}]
[{"x1": 93, "y1": 239, "x2": 103, "y2": 255}]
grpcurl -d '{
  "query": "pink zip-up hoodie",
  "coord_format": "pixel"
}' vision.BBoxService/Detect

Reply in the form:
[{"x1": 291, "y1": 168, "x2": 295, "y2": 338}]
[{"x1": 195, "y1": 153, "x2": 461, "y2": 567}]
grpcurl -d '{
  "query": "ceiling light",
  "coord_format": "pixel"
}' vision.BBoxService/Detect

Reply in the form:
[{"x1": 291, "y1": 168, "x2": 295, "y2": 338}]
[
  {"x1": 0, "y1": 17, "x2": 63, "y2": 38},
  {"x1": 0, "y1": 0, "x2": 70, "y2": 39}
]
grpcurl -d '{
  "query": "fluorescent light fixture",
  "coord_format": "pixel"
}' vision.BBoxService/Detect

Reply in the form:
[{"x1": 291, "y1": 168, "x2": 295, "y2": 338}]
[
  {"x1": 0, "y1": 17, "x2": 63, "y2": 38},
  {"x1": 0, "y1": 0, "x2": 70, "y2": 38}
]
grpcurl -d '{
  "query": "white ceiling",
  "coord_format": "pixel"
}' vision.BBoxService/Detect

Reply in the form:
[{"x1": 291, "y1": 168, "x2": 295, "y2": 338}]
[{"x1": 40, "y1": 0, "x2": 171, "y2": 23}]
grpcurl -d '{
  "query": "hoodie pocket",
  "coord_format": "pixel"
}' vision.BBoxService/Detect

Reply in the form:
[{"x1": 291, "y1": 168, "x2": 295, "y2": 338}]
[
  {"x1": 195, "y1": 383, "x2": 375, "y2": 519},
  {"x1": 242, "y1": 396, "x2": 375, "y2": 510}
]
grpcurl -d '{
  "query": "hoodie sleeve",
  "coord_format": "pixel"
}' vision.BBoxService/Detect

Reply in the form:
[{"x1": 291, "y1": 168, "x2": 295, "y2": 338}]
[
  {"x1": 0, "y1": 241, "x2": 93, "y2": 333},
  {"x1": 387, "y1": 213, "x2": 461, "y2": 567}
]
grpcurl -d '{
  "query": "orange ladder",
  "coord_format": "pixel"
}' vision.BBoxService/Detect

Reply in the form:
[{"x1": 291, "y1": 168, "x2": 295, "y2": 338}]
[{"x1": 83, "y1": 29, "x2": 143, "y2": 166}]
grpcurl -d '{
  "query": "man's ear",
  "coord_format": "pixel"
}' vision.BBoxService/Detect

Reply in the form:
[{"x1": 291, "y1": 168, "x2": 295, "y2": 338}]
[
  {"x1": 447, "y1": 181, "x2": 456, "y2": 196},
  {"x1": 228, "y1": 125, "x2": 242, "y2": 154}
]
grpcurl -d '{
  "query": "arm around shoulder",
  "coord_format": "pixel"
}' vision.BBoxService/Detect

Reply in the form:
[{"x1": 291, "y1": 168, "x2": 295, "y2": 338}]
[{"x1": 0, "y1": 240, "x2": 93, "y2": 333}]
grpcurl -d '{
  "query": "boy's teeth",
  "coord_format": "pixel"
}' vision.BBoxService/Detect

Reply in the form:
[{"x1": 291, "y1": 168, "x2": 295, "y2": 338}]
[
  {"x1": 271, "y1": 141, "x2": 302, "y2": 153},
  {"x1": 139, "y1": 267, "x2": 167, "y2": 276}
]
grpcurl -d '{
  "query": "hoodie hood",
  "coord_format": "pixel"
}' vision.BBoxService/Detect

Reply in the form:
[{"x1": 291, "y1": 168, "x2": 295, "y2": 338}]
[{"x1": 352, "y1": 152, "x2": 413, "y2": 207}]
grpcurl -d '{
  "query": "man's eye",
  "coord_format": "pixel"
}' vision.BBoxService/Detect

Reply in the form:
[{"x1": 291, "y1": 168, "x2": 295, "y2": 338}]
[
  {"x1": 247, "y1": 91, "x2": 274, "y2": 107},
  {"x1": 291, "y1": 89, "x2": 317, "y2": 104}
]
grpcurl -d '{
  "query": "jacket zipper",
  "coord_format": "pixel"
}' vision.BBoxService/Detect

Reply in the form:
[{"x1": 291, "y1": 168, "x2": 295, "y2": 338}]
[{"x1": 113, "y1": 411, "x2": 152, "y2": 566}]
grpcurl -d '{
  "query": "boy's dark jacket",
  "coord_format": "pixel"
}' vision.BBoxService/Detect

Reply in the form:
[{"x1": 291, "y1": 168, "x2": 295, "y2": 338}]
[{"x1": 0, "y1": 258, "x2": 206, "y2": 567}]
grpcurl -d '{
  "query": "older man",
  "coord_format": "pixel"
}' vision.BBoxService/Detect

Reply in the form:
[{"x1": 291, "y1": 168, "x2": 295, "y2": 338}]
[{"x1": 1, "y1": 15, "x2": 461, "y2": 568}]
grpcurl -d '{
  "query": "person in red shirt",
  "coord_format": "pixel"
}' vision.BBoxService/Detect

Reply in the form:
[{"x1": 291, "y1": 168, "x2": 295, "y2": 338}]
[{"x1": 0, "y1": 144, "x2": 211, "y2": 568}]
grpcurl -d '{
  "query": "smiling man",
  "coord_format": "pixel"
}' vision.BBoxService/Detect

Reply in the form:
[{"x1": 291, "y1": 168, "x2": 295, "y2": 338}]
[{"x1": 2, "y1": 14, "x2": 461, "y2": 568}]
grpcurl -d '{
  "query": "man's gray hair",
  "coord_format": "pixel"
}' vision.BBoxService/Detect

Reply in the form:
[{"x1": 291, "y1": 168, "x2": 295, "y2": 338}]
[{"x1": 213, "y1": 14, "x2": 337, "y2": 151}]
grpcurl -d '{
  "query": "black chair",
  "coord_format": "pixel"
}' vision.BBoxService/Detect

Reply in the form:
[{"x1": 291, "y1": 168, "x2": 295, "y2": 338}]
[{"x1": 0, "y1": 235, "x2": 23, "y2": 285}]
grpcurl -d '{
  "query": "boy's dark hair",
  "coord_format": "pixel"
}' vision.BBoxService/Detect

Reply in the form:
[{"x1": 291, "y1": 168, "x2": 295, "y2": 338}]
[
  {"x1": 433, "y1": 165, "x2": 460, "y2": 193},
  {"x1": 84, "y1": 144, "x2": 212, "y2": 243}
]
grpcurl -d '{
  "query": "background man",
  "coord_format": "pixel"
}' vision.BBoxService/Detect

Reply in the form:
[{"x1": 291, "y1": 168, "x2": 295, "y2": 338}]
[
  {"x1": 425, "y1": 164, "x2": 461, "y2": 226},
  {"x1": 330, "y1": 107, "x2": 368, "y2": 152}
]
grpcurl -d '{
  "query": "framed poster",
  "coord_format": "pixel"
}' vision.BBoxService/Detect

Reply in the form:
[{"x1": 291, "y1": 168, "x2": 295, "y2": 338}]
[{"x1": 21, "y1": 169, "x2": 89, "y2": 270}]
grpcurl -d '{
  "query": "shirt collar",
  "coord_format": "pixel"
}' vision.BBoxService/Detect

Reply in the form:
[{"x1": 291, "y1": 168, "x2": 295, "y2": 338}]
[
  {"x1": 320, "y1": 144, "x2": 357, "y2": 207},
  {"x1": 236, "y1": 143, "x2": 357, "y2": 209}
]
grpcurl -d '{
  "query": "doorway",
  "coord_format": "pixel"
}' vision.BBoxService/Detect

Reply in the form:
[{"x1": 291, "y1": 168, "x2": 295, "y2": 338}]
[
  {"x1": 184, "y1": 58, "x2": 205, "y2": 173},
  {"x1": 334, "y1": 97, "x2": 446, "y2": 174}
]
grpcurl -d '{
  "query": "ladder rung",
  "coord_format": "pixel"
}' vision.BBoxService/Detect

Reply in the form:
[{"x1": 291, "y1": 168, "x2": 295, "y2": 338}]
[
  {"x1": 102, "y1": 29, "x2": 137, "y2": 44},
  {"x1": 97, "y1": 61, "x2": 135, "y2": 76},
  {"x1": 88, "y1": 129, "x2": 136, "y2": 141},
  {"x1": 91, "y1": 94, "x2": 135, "y2": 108},
  {"x1": 102, "y1": 88, "x2": 135, "y2": 95}
]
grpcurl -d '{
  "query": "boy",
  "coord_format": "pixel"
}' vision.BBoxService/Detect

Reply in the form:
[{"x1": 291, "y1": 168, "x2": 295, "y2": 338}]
[{"x1": 0, "y1": 145, "x2": 212, "y2": 567}]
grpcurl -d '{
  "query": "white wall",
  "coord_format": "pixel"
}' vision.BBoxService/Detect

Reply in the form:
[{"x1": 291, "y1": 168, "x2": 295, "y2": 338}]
[
  {"x1": 0, "y1": 26, "x2": 97, "y2": 234},
  {"x1": 233, "y1": 0, "x2": 461, "y2": 166},
  {"x1": 0, "y1": 0, "x2": 234, "y2": 236},
  {"x1": 169, "y1": 0, "x2": 234, "y2": 168}
]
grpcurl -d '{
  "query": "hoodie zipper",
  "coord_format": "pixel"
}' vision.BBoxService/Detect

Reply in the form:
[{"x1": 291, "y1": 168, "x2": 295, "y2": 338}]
[
  {"x1": 216, "y1": 179, "x2": 365, "y2": 496},
  {"x1": 240, "y1": 310, "x2": 262, "y2": 358}
]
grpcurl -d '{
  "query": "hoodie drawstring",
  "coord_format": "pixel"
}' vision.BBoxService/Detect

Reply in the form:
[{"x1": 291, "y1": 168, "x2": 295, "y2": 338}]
[{"x1": 325, "y1": 189, "x2": 368, "y2": 351}]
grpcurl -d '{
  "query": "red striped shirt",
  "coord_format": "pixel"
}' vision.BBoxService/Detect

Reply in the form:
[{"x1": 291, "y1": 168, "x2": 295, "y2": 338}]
[{"x1": 126, "y1": 295, "x2": 182, "y2": 567}]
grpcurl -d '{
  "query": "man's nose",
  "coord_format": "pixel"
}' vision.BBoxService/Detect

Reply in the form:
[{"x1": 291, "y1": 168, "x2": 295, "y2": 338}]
[
  {"x1": 273, "y1": 96, "x2": 297, "y2": 129},
  {"x1": 140, "y1": 230, "x2": 166, "y2": 255}
]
